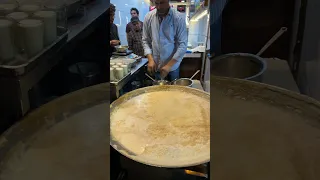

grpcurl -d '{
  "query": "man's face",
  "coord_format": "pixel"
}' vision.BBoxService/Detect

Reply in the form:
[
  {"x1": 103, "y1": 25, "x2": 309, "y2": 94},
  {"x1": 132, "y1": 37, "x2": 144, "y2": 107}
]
[
  {"x1": 110, "y1": 12, "x2": 115, "y2": 24},
  {"x1": 132, "y1": 22, "x2": 141, "y2": 31},
  {"x1": 154, "y1": 0, "x2": 170, "y2": 16},
  {"x1": 131, "y1": 10, "x2": 138, "y2": 18}
]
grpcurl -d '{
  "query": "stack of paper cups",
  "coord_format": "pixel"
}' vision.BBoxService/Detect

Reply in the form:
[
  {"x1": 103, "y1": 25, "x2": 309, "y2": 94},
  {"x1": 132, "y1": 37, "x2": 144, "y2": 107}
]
[
  {"x1": 121, "y1": 64, "x2": 128, "y2": 75},
  {"x1": 18, "y1": 4, "x2": 41, "y2": 15},
  {"x1": 116, "y1": 62, "x2": 123, "y2": 66},
  {"x1": 6, "y1": 12, "x2": 29, "y2": 52},
  {"x1": 115, "y1": 68, "x2": 124, "y2": 80},
  {"x1": 33, "y1": 11, "x2": 57, "y2": 46},
  {"x1": 0, "y1": 19, "x2": 15, "y2": 61},
  {"x1": 110, "y1": 62, "x2": 115, "y2": 66},
  {"x1": 0, "y1": 3, "x2": 17, "y2": 15},
  {"x1": 18, "y1": 19, "x2": 44, "y2": 57},
  {"x1": 6, "y1": 12, "x2": 29, "y2": 21},
  {"x1": 110, "y1": 68, "x2": 115, "y2": 81}
]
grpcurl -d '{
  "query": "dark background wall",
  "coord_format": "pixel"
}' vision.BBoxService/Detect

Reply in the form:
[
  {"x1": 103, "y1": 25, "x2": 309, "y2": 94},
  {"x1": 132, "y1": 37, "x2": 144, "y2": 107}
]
[{"x1": 220, "y1": 0, "x2": 295, "y2": 60}]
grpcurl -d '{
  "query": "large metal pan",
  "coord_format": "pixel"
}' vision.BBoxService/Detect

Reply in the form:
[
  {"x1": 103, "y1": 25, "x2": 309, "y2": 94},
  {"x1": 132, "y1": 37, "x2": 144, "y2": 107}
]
[
  {"x1": 0, "y1": 84, "x2": 110, "y2": 180},
  {"x1": 110, "y1": 85, "x2": 210, "y2": 168},
  {"x1": 211, "y1": 76, "x2": 320, "y2": 179}
]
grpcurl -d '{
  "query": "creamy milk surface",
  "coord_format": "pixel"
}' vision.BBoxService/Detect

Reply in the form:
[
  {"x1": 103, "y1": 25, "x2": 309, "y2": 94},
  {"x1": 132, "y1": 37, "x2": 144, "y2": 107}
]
[{"x1": 111, "y1": 90, "x2": 210, "y2": 165}]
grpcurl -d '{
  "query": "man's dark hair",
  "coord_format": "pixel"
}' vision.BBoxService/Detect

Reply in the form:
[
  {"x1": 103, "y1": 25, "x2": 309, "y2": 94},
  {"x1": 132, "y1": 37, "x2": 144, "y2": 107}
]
[
  {"x1": 110, "y1": 3, "x2": 116, "y2": 13},
  {"x1": 130, "y1": 8, "x2": 139, "y2": 15}
]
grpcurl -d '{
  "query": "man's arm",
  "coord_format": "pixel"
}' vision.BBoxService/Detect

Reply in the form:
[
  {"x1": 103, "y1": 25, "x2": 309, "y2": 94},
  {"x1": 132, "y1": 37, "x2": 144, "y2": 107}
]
[
  {"x1": 127, "y1": 33, "x2": 133, "y2": 50},
  {"x1": 171, "y1": 15, "x2": 188, "y2": 64},
  {"x1": 142, "y1": 15, "x2": 152, "y2": 58},
  {"x1": 115, "y1": 25, "x2": 121, "y2": 45},
  {"x1": 126, "y1": 23, "x2": 131, "y2": 33},
  {"x1": 161, "y1": 15, "x2": 188, "y2": 76},
  {"x1": 142, "y1": 14, "x2": 157, "y2": 73}
]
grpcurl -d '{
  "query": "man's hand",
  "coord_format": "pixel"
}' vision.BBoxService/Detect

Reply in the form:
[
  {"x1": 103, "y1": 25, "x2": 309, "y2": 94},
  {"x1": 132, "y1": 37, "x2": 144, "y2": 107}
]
[
  {"x1": 160, "y1": 58, "x2": 178, "y2": 78},
  {"x1": 147, "y1": 54, "x2": 156, "y2": 74},
  {"x1": 110, "y1": 40, "x2": 120, "y2": 47},
  {"x1": 160, "y1": 65, "x2": 171, "y2": 79}
]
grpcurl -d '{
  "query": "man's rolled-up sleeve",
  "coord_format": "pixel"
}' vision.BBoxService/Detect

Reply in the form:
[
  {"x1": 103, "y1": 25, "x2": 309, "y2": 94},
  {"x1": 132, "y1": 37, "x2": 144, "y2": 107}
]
[
  {"x1": 142, "y1": 15, "x2": 152, "y2": 56},
  {"x1": 173, "y1": 17, "x2": 188, "y2": 62}
]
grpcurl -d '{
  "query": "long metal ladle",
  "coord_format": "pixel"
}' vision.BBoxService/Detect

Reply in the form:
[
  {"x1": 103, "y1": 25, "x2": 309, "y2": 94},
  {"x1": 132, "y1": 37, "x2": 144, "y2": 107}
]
[{"x1": 145, "y1": 73, "x2": 156, "y2": 82}]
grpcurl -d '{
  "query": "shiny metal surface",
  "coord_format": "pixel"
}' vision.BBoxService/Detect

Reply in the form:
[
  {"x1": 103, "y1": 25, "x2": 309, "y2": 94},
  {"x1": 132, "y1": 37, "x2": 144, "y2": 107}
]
[
  {"x1": 115, "y1": 45, "x2": 128, "y2": 53},
  {"x1": 0, "y1": 83, "x2": 110, "y2": 180},
  {"x1": 145, "y1": 73, "x2": 171, "y2": 86},
  {"x1": 171, "y1": 78, "x2": 193, "y2": 87},
  {"x1": 211, "y1": 77, "x2": 320, "y2": 179},
  {"x1": 152, "y1": 80, "x2": 170, "y2": 86},
  {"x1": 110, "y1": 85, "x2": 210, "y2": 168},
  {"x1": 211, "y1": 53, "x2": 267, "y2": 82}
]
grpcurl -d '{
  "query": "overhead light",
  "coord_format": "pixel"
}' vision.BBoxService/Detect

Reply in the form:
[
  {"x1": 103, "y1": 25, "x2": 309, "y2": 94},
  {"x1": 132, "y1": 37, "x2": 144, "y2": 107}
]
[
  {"x1": 125, "y1": 4, "x2": 128, "y2": 6},
  {"x1": 195, "y1": 10, "x2": 208, "y2": 21},
  {"x1": 181, "y1": 0, "x2": 185, "y2": 2}
]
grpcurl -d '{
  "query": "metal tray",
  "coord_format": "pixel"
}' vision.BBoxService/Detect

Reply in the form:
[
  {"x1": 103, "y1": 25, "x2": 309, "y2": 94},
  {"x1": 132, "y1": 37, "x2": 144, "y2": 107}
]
[
  {"x1": 0, "y1": 27, "x2": 69, "y2": 77},
  {"x1": 112, "y1": 49, "x2": 132, "y2": 56}
]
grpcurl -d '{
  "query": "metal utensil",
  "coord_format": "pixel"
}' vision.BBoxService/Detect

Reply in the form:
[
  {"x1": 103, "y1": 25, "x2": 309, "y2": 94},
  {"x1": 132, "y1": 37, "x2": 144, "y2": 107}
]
[
  {"x1": 145, "y1": 73, "x2": 170, "y2": 86},
  {"x1": 153, "y1": 80, "x2": 170, "y2": 86},
  {"x1": 256, "y1": 27, "x2": 288, "y2": 56},
  {"x1": 211, "y1": 27, "x2": 287, "y2": 81},
  {"x1": 171, "y1": 70, "x2": 200, "y2": 87},
  {"x1": 171, "y1": 78, "x2": 193, "y2": 87},
  {"x1": 145, "y1": 73, "x2": 155, "y2": 82},
  {"x1": 190, "y1": 70, "x2": 200, "y2": 80}
]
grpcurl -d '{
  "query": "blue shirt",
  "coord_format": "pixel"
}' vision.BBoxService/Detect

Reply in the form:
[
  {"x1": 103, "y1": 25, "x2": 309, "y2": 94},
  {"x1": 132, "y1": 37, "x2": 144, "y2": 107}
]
[{"x1": 142, "y1": 8, "x2": 188, "y2": 71}]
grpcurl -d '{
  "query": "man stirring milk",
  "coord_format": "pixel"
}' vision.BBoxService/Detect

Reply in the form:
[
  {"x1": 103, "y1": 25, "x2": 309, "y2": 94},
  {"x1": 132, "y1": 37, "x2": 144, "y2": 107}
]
[{"x1": 142, "y1": 0, "x2": 188, "y2": 81}]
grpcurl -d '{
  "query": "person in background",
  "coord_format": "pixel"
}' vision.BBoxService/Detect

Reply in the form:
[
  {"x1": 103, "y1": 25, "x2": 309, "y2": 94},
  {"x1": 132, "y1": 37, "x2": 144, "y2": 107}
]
[
  {"x1": 127, "y1": 17, "x2": 144, "y2": 57},
  {"x1": 109, "y1": 3, "x2": 120, "y2": 57},
  {"x1": 142, "y1": 0, "x2": 188, "y2": 80},
  {"x1": 126, "y1": 8, "x2": 143, "y2": 34}
]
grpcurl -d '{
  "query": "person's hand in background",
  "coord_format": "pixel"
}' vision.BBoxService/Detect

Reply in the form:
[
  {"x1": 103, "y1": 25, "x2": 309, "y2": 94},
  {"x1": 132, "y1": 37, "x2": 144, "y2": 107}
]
[{"x1": 110, "y1": 40, "x2": 120, "y2": 47}]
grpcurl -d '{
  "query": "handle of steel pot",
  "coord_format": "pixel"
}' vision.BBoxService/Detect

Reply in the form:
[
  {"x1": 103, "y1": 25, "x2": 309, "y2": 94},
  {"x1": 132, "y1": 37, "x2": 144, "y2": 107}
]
[
  {"x1": 190, "y1": 70, "x2": 200, "y2": 80},
  {"x1": 256, "y1": 27, "x2": 288, "y2": 57}
]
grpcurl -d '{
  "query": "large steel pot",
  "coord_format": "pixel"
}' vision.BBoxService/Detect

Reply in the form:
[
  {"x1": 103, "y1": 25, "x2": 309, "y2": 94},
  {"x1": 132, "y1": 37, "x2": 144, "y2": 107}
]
[
  {"x1": 211, "y1": 76, "x2": 320, "y2": 179},
  {"x1": 211, "y1": 53, "x2": 267, "y2": 82},
  {"x1": 110, "y1": 85, "x2": 210, "y2": 168},
  {"x1": 0, "y1": 83, "x2": 111, "y2": 180}
]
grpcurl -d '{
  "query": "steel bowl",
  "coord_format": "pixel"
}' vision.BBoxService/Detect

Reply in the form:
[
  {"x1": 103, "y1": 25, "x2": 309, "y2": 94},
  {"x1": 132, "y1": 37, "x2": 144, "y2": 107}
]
[
  {"x1": 115, "y1": 45, "x2": 128, "y2": 53},
  {"x1": 211, "y1": 53, "x2": 267, "y2": 82},
  {"x1": 171, "y1": 78, "x2": 193, "y2": 87},
  {"x1": 153, "y1": 80, "x2": 170, "y2": 86}
]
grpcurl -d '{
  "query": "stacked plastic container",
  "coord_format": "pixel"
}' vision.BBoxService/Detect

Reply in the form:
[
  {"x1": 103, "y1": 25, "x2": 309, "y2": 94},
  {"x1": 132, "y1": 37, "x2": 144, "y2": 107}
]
[{"x1": 0, "y1": 0, "x2": 67, "y2": 62}]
